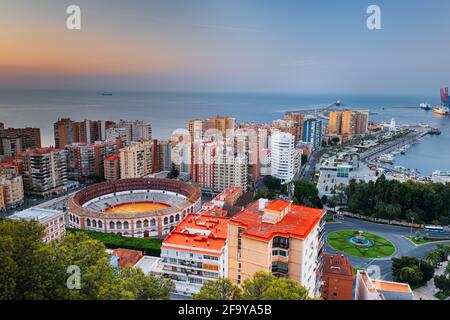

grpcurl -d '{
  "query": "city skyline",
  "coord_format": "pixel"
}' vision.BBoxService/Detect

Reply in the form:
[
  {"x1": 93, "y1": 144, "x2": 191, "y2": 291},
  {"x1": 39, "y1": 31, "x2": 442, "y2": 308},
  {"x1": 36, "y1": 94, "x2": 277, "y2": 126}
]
[{"x1": 1, "y1": 0, "x2": 450, "y2": 95}]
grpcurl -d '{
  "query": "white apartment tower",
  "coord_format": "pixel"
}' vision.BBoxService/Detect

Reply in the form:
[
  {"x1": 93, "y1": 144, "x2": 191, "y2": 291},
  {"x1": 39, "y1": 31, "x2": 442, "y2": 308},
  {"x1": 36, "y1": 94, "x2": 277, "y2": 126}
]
[{"x1": 270, "y1": 130, "x2": 295, "y2": 183}]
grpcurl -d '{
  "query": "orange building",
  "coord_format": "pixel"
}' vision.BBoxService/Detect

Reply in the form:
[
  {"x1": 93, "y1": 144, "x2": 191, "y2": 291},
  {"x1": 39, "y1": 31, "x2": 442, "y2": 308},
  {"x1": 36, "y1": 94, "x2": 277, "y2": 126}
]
[
  {"x1": 320, "y1": 253, "x2": 355, "y2": 300},
  {"x1": 228, "y1": 199, "x2": 326, "y2": 297},
  {"x1": 328, "y1": 110, "x2": 369, "y2": 137},
  {"x1": 104, "y1": 154, "x2": 120, "y2": 181}
]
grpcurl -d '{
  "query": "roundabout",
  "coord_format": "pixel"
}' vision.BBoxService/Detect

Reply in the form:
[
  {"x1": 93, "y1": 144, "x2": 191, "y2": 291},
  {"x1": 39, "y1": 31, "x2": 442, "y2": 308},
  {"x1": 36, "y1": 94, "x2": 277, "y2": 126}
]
[{"x1": 327, "y1": 229, "x2": 395, "y2": 258}]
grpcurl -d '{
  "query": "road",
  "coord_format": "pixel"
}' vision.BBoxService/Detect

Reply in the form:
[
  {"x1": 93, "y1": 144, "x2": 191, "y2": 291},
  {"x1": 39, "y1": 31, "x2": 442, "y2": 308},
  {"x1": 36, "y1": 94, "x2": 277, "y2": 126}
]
[
  {"x1": 300, "y1": 149, "x2": 322, "y2": 181},
  {"x1": 324, "y1": 217, "x2": 450, "y2": 281}
]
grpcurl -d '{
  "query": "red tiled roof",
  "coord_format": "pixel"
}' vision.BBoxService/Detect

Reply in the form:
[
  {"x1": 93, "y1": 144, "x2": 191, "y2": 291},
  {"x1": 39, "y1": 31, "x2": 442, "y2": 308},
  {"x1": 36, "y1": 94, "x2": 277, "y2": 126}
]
[
  {"x1": 105, "y1": 154, "x2": 119, "y2": 161},
  {"x1": 112, "y1": 248, "x2": 144, "y2": 268},
  {"x1": 230, "y1": 200, "x2": 325, "y2": 241},
  {"x1": 162, "y1": 213, "x2": 229, "y2": 255},
  {"x1": 322, "y1": 253, "x2": 354, "y2": 277}
]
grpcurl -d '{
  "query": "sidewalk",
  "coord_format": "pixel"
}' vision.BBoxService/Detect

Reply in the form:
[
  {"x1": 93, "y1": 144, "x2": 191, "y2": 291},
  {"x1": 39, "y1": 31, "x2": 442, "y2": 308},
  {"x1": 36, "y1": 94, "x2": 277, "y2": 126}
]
[{"x1": 413, "y1": 261, "x2": 448, "y2": 300}]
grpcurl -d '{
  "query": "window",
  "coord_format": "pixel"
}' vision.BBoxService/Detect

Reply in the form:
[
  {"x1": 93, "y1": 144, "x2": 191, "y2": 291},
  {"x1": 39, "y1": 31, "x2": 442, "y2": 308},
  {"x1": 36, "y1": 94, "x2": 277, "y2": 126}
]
[
  {"x1": 272, "y1": 249, "x2": 288, "y2": 257},
  {"x1": 272, "y1": 261, "x2": 288, "y2": 275},
  {"x1": 136, "y1": 220, "x2": 142, "y2": 228},
  {"x1": 272, "y1": 237, "x2": 289, "y2": 249},
  {"x1": 109, "y1": 221, "x2": 115, "y2": 229},
  {"x1": 151, "y1": 219, "x2": 156, "y2": 226},
  {"x1": 123, "y1": 221, "x2": 129, "y2": 229}
]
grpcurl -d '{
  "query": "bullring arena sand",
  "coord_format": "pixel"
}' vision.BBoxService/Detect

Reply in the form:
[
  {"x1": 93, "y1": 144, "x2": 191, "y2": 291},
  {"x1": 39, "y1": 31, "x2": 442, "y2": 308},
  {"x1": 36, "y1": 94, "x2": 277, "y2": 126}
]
[{"x1": 105, "y1": 202, "x2": 170, "y2": 214}]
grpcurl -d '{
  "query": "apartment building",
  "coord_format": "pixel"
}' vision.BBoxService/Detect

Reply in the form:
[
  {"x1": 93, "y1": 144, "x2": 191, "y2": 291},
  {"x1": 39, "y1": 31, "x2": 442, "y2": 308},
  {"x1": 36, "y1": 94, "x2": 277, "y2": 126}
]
[
  {"x1": 119, "y1": 141, "x2": 152, "y2": 178},
  {"x1": 302, "y1": 117, "x2": 323, "y2": 149},
  {"x1": 214, "y1": 152, "x2": 248, "y2": 193},
  {"x1": 66, "y1": 140, "x2": 119, "y2": 181},
  {"x1": 106, "y1": 120, "x2": 152, "y2": 146},
  {"x1": 228, "y1": 199, "x2": 326, "y2": 298},
  {"x1": 54, "y1": 118, "x2": 114, "y2": 149},
  {"x1": 355, "y1": 270, "x2": 413, "y2": 300},
  {"x1": 270, "y1": 130, "x2": 296, "y2": 183},
  {"x1": 156, "y1": 140, "x2": 172, "y2": 172},
  {"x1": 0, "y1": 126, "x2": 41, "y2": 156},
  {"x1": 320, "y1": 253, "x2": 355, "y2": 300},
  {"x1": 161, "y1": 213, "x2": 229, "y2": 296},
  {"x1": 328, "y1": 110, "x2": 369, "y2": 137},
  {"x1": 18, "y1": 147, "x2": 68, "y2": 196},
  {"x1": 104, "y1": 154, "x2": 120, "y2": 181},
  {"x1": 9, "y1": 207, "x2": 66, "y2": 243},
  {"x1": 0, "y1": 174, "x2": 24, "y2": 211}
]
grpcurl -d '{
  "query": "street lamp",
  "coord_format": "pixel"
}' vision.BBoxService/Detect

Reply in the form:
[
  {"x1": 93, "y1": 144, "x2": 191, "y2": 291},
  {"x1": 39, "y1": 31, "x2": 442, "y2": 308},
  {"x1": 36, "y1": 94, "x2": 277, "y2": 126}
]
[{"x1": 409, "y1": 217, "x2": 415, "y2": 238}]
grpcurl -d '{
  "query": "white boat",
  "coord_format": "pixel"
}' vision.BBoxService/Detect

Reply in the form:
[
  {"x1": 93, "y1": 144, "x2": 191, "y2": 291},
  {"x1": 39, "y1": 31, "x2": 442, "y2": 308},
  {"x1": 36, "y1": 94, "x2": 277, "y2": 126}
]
[
  {"x1": 378, "y1": 154, "x2": 394, "y2": 163},
  {"x1": 431, "y1": 171, "x2": 450, "y2": 184},
  {"x1": 433, "y1": 105, "x2": 450, "y2": 115},
  {"x1": 420, "y1": 103, "x2": 432, "y2": 110}
]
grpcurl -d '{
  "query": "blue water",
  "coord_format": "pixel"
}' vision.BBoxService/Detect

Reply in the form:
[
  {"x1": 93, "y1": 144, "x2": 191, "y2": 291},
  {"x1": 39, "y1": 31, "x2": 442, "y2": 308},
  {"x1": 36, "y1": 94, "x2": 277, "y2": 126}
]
[{"x1": 0, "y1": 90, "x2": 449, "y2": 175}]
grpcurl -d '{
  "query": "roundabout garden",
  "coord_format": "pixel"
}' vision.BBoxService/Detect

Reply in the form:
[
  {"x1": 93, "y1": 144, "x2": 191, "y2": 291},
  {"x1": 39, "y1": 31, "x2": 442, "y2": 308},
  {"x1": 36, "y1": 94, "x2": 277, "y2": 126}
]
[{"x1": 327, "y1": 230, "x2": 396, "y2": 258}]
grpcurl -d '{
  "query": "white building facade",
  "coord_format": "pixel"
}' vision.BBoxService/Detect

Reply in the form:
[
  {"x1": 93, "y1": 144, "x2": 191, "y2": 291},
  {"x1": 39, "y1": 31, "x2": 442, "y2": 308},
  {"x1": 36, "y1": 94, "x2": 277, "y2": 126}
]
[{"x1": 270, "y1": 130, "x2": 296, "y2": 183}]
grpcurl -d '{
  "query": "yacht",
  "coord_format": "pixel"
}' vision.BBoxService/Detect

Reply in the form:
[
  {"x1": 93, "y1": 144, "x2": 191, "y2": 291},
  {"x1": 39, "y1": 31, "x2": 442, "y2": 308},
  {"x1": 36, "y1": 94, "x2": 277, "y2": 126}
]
[
  {"x1": 433, "y1": 105, "x2": 449, "y2": 115},
  {"x1": 420, "y1": 103, "x2": 432, "y2": 110},
  {"x1": 378, "y1": 154, "x2": 394, "y2": 163}
]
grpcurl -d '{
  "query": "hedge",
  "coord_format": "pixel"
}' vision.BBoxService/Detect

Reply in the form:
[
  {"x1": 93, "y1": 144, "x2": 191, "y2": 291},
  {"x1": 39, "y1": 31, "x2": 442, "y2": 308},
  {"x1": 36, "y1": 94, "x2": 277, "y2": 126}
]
[{"x1": 67, "y1": 228, "x2": 163, "y2": 256}]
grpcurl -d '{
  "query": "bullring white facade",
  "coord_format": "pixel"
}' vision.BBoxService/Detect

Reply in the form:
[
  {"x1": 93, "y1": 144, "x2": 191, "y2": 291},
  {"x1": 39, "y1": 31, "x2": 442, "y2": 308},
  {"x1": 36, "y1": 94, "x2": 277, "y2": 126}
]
[{"x1": 67, "y1": 178, "x2": 201, "y2": 238}]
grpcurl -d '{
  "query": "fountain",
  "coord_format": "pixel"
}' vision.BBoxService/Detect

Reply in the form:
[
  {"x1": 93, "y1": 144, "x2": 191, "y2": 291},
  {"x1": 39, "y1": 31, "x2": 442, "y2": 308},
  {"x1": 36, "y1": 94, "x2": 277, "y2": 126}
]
[{"x1": 348, "y1": 230, "x2": 374, "y2": 247}]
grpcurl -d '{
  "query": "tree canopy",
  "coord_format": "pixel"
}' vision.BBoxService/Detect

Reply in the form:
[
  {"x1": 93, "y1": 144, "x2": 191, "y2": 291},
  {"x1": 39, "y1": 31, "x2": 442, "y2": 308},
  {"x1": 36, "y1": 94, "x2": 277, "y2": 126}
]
[
  {"x1": 166, "y1": 162, "x2": 180, "y2": 179},
  {"x1": 193, "y1": 272, "x2": 315, "y2": 300},
  {"x1": 0, "y1": 219, "x2": 173, "y2": 300},
  {"x1": 292, "y1": 180, "x2": 323, "y2": 209},
  {"x1": 346, "y1": 176, "x2": 450, "y2": 224}
]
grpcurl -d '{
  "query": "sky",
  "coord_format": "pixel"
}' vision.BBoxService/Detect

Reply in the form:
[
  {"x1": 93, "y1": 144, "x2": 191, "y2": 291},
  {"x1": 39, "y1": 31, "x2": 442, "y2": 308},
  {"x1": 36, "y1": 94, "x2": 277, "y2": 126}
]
[{"x1": 0, "y1": 0, "x2": 449, "y2": 94}]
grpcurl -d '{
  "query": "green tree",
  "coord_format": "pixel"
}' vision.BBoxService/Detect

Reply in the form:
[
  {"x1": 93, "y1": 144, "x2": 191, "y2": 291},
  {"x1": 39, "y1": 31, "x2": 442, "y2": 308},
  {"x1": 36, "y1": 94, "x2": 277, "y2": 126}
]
[
  {"x1": 301, "y1": 154, "x2": 308, "y2": 166},
  {"x1": 53, "y1": 232, "x2": 116, "y2": 300},
  {"x1": 0, "y1": 219, "x2": 174, "y2": 300},
  {"x1": 0, "y1": 219, "x2": 65, "y2": 300},
  {"x1": 100, "y1": 265, "x2": 174, "y2": 300},
  {"x1": 263, "y1": 175, "x2": 282, "y2": 191},
  {"x1": 261, "y1": 277, "x2": 311, "y2": 300},
  {"x1": 193, "y1": 277, "x2": 241, "y2": 300},
  {"x1": 292, "y1": 180, "x2": 323, "y2": 209},
  {"x1": 241, "y1": 272, "x2": 275, "y2": 299},
  {"x1": 397, "y1": 266, "x2": 423, "y2": 288},
  {"x1": 434, "y1": 275, "x2": 450, "y2": 292},
  {"x1": 241, "y1": 272, "x2": 311, "y2": 300},
  {"x1": 166, "y1": 162, "x2": 179, "y2": 179}
]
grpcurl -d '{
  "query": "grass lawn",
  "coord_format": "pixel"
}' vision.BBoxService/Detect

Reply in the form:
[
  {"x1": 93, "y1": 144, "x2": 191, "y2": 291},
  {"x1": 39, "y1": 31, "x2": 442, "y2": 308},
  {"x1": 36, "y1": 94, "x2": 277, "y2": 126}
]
[
  {"x1": 67, "y1": 228, "x2": 163, "y2": 256},
  {"x1": 327, "y1": 230, "x2": 395, "y2": 258},
  {"x1": 405, "y1": 236, "x2": 448, "y2": 246}
]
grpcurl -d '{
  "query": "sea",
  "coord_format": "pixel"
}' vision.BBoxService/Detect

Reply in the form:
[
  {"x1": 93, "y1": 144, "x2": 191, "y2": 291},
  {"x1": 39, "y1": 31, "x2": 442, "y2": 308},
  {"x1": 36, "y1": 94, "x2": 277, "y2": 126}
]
[{"x1": 1, "y1": 90, "x2": 449, "y2": 175}]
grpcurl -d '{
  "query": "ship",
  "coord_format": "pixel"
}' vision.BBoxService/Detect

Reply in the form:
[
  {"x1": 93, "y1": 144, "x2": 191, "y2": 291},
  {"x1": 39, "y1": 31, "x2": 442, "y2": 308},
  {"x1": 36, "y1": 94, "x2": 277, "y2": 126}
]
[
  {"x1": 433, "y1": 105, "x2": 449, "y2": 115},
  {"x1": 432, "y1": 171, "x2": 450, "y2": 184},
  {"x1": 378, "y1": 154, "x2": 394, "y2": 163},
  {"x1": 102, "y1": 92, "x2": 113, "y2": 96},
  {"x1": 420, "y1": 103, "x2": 432, "y2": 110}
]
